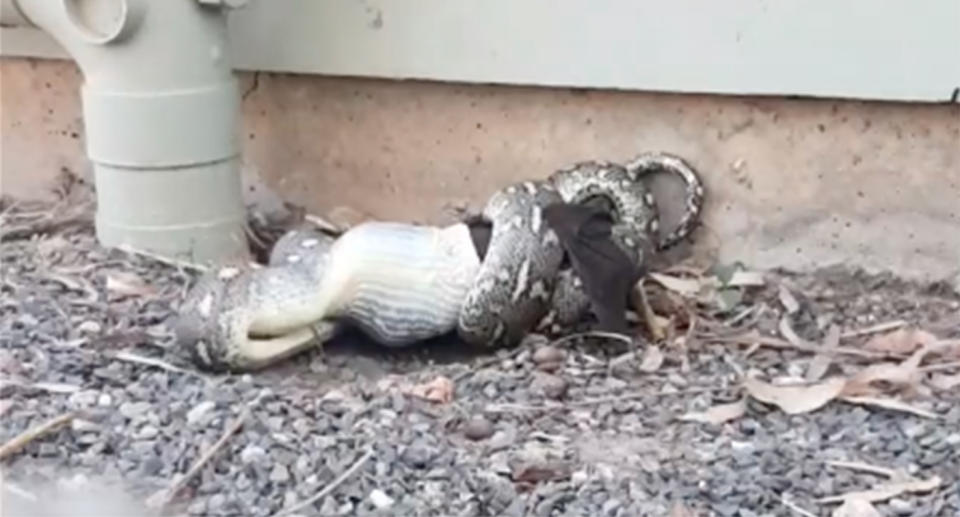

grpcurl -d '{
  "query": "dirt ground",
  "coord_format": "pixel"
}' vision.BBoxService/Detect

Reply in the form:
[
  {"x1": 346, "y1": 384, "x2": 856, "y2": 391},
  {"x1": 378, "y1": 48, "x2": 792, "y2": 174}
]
[{"x1": 1, "y1": 183, "x2": 958, "y2": 517}]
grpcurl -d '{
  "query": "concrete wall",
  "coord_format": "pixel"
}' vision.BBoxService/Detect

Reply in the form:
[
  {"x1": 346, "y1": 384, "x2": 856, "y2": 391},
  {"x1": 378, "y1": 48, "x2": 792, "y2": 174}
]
[
  {"x1": 3, "y1": 0, "x2": 960, "y2": 102},
  {"x1": 2, "y1": 58, "x2": 958, "y2": 285}
]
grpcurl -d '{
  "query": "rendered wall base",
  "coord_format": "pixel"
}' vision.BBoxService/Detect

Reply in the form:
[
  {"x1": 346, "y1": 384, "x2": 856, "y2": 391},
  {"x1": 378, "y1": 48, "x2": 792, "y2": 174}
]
[{"x1": 3, "y1": 59, "x2": 959, "y2": 283}]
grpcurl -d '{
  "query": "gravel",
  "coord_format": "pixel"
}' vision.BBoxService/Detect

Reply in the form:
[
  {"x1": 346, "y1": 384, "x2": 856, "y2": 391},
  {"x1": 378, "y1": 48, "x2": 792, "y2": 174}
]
[{"x1": 1, "y1": 200, "x2": 958, "y2": 517}]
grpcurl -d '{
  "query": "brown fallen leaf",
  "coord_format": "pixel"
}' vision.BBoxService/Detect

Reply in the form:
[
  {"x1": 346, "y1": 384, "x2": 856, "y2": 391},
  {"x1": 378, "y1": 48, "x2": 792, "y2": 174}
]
[
  {"x1": 831, "y1": 498, "x2": 882, "y2": 517},
  {"x1": 863, "y1": 328, "x2": 938, "y2": 355},
  {"x1": 679, "y1": 398, "x2": 746, "y2": 425},
  {"x1": 839, "y1": 396, "x2": 940, "y2": 419},
  {"x1": 406, "y1": 376, "x2": 455, "y2": 404},
  {"x1": 106, "y1": 271, "x2": 157, "y2": 298},
  {"x1": 638, "y1": 346, "x2": 665, "y2": 373},
  {"x1": 841, "y1": 345, "x2": 930, "y2": 397},
  {"x1": 512, "y1": 460, "x2": 571, "y2": 485},
  {"x1": 743, "y1": 376, "x2": 845, "y2": 414},
  {"x1": 806, "y1": 325, "x2": 840, "y2": 382},
  {"x1": 819, "y1": 474, "x2": 942, "y2": 504}
]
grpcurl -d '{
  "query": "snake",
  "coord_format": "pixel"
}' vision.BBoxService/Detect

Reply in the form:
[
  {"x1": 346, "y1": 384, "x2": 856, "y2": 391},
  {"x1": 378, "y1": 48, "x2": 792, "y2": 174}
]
[{"x1": 173, "y1": 152, "x2": 705, "y2": 372}]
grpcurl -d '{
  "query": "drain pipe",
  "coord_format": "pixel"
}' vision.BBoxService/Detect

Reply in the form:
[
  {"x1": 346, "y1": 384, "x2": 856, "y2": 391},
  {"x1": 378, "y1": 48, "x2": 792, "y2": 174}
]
[{"x1": 1, "y1": 0, "x2": 250, "y2": 263}]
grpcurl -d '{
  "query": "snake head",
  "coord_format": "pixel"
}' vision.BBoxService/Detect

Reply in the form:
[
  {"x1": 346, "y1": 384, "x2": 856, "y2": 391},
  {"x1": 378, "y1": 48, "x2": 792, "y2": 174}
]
[{"x1": 173, "y1": 263, "x2": 337, "y2": 373}]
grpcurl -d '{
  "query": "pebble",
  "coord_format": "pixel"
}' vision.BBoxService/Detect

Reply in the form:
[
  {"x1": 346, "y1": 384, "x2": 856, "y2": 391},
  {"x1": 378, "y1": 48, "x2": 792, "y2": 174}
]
[
  {"x1": 270, "y1": 464, "x2": 290, "y2": 484},
  {"x1": 137, "y1": 425, "x2": 159, "y2": 439},
  {"x1": 369, "y1": 488, "x2": 395, "y2": 509},
  {"x1": 463, "y1": 417, "x2": 495, "y2": 441},
  {"x1": 186, "y1": 401, "x2": 216, "y2": 425},
  {"x1": 241, "y1": 445, "x2": 267, "y2": 465},
  {"x1": 401, "y1": 441, "x2": 436, "y2": 469},
  {"x1": 119, "y1": 401, "x2": 151, "y2": 419},
  {"x1": 532, "y1": 373, "x2": 568, "y2": 400},
  {"x1": 531, "y1": 345, "x2": 565, "y2": 372}
]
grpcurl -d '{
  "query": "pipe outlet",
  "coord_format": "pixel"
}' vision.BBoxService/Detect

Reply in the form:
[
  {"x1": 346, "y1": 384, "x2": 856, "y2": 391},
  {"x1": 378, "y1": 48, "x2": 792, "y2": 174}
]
[{"x1": 7, "y1": 0, "x2": 251, "y2": 264}]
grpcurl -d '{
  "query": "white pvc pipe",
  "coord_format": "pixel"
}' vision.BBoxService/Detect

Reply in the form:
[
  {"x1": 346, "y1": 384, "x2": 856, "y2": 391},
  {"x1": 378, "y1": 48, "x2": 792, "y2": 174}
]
[{"x1": 2, "y1": 0, "x2": 249, "y2": 263}]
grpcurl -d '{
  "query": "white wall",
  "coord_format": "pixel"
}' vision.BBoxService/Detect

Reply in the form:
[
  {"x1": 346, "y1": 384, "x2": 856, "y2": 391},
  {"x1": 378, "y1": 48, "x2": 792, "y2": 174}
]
[{"x1": 2, "y1": 0, "x2": 959, "y2": 102}]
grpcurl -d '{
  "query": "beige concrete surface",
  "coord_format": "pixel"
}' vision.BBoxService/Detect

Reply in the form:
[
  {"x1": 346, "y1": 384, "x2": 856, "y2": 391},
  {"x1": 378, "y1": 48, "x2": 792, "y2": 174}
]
[{"x1": 2, "y1": 58, "x2": 959, "y2": 283}]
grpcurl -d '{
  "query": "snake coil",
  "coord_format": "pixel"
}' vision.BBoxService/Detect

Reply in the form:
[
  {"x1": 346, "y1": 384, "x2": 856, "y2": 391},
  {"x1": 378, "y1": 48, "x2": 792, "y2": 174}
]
[{"x1": 174, "y1": 152, "x2": 705, "y2": 371}]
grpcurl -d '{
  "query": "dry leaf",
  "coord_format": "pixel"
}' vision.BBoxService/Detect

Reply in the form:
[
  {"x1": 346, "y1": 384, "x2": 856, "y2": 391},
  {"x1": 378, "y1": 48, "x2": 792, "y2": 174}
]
[
  {"x1": 778, "y1": 315, "x2": 808, "y2": 348},
  {"x1": 863, "y1": 328, "x2": 938, "y2": 355},
  {"x1": 778, "y1": 285, "x2": 801, "y2": 314},
  {"x1": 648, "y1": 272, "x2": 702, "y2": 296},
  {"x1": 841, "y1": 345, "x2": 930, "y2": 397},
  {"x1": 820, "y1": 475, "x2": 942, "y2": 504},
  {"x1": 511, "y1": 460, "x2": 571, "y2": 484},
  {"x1": 831, "y1": 498, "x2": 881, "y2": 517},
  {"x1": 638, "y1": 346, "x2": 664, "y2": 373},
  {"x1": 839, "y1": 396, "x2": 940, "y2": 419},
  {"x1": 727, "y1": 270, "x2": 766, "y2": 287},
  {"x1": 407, "y1": 376, "x2": 455, "y2": 404},
  {"x1": 743, "y1": 376, "x2": 845, "y2": 414},
  {"x1": 929, "y1": 372, "x2": 960, "y2": 391},
  {"x1": 106, "y1": 271, "x2": 157, "y2": 298},
  {"x1": 806, "y1": 325, "x2": 840, "y2": 382},
  {"x1": 680, "y1": 398, "x2": 746, "y2": 425}
]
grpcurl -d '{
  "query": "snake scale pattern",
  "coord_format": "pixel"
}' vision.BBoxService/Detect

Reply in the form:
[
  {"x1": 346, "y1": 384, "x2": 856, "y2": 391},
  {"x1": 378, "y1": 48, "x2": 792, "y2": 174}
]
[{"x1": 174, "y1": 152, "x2": 705, "y2": 372}]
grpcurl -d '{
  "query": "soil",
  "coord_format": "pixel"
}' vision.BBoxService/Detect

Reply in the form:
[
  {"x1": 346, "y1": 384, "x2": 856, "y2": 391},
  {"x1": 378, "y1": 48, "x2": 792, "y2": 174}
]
[{"x1": 1, "y1": 190, "x2": 958, "y2": 517}]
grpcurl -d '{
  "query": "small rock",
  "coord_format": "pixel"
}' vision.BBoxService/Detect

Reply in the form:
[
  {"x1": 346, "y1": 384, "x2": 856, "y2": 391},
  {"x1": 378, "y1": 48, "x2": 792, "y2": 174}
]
[
  {"x1": 240, "y1": 445, "x2": 267, "y2": 464},
  {"x1": 186, "y1": 401, "x2": 215, "y2": 425},
  {"x1": 401, "y1": 441, "x2": 436, "y2": 469},
  {"x1": 270, "y1": 464, "x2": 290, "y2": 484},
  {"x1": 208, "y1": 494, "x2": 227, "y2": 514},
  {"x1": 97, "y1": 393, "x2": 113, "y2": 406},
  {"x1": 77, "y1": 320, "x2": 102, "y2": 334},
  {"x1": 68, "y1": 390, "x2": 100, "y2": 408},
  {"x1": 369, "y1": 488, "x2": 394, "y2": 509},
  {"x1": 463, "y1": 417, "x2": 495, "y2": 441},
  {"x1": 532, "y1": 345, "x2": 565, "y2": 372},
  {"x1": 137, "y1": 425, "x2": 159, "y2": 440},
  {"x1": 119, "y1": 401, "x2": 151, "y2": 419},
  {"x1": 532, "y1": 373, "x2": 568, "y2": 400}
]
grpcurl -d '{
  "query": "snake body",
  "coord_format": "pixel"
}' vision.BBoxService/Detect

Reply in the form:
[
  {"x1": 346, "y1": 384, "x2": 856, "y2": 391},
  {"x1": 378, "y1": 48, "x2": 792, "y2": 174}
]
[{"x1": 174, "y1": 152, "x2": 705, "y2": 372}]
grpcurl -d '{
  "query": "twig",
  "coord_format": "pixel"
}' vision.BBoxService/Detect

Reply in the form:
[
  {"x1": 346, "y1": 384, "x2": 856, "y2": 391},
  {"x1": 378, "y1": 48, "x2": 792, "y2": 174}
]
[
  {"x1": 779, "y1": 493, "x2": 817, "y2": 517},
  {"x1": 840, "y1": 320, "x2": 907, "y2": 339},
  {"x1": 549, "y1": 330, "x2": 633, "y2": 348},
  {"x1": 920, "y1": 360, "x2": 960, "y2": 373},
  {"x1": 704, "y1": 331, "x2": 900, "y2": 360},
  {"x1": 146, "y1": 408, "x2": 250, "y2": 509},
  {"x1": 113, "y1": 351, "x2": 199, "y2": 377},
  {"x1": 485, "y1": 385, "x2": 731, "y2": 413},
  {"x1": 0, "y1": 412, "x2": 77, "y2": 461},
  {"x1": 634, "y1": 280, "x2": 665, "y2": 341},
  {"x1": 272, "y1": 448, "x2": 374, "y2": 517},
  {"x1": 825, "y1": 460, "x2": 898, "y2": 479}
]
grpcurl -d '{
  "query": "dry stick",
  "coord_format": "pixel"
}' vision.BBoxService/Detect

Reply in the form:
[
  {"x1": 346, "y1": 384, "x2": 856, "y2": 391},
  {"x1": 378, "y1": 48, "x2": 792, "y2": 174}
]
[
  {"x1": 920, "y1": 360, "x2": 960, "y2": 373},
  {"x1": 113, "y1": 351, "x2": 198, "y2": 377},
  {"x1": 272, "y1": 448, "x2": 375, "y2": 517},
  {"x1": 779, "y1": 494, "x2": 818, "y2": 517},
  {"x1": 840, "y1": 320, "x2": 907, "y2": 339},
  {"x1": 485, "y1": 385, "x2": 731, "y2": 413},
  {"x1": 147, "y1": 408, "x2": 250, "y2": 509},
  {"x1": 549, "y1": 330, "x2": 634, "y2": 348},
  {"x1": 0, "y1": 412, "x2": 77, "y2": 461},
  {"x1": 704, "y1": 332, "x2": 898, "y2": 360}
]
